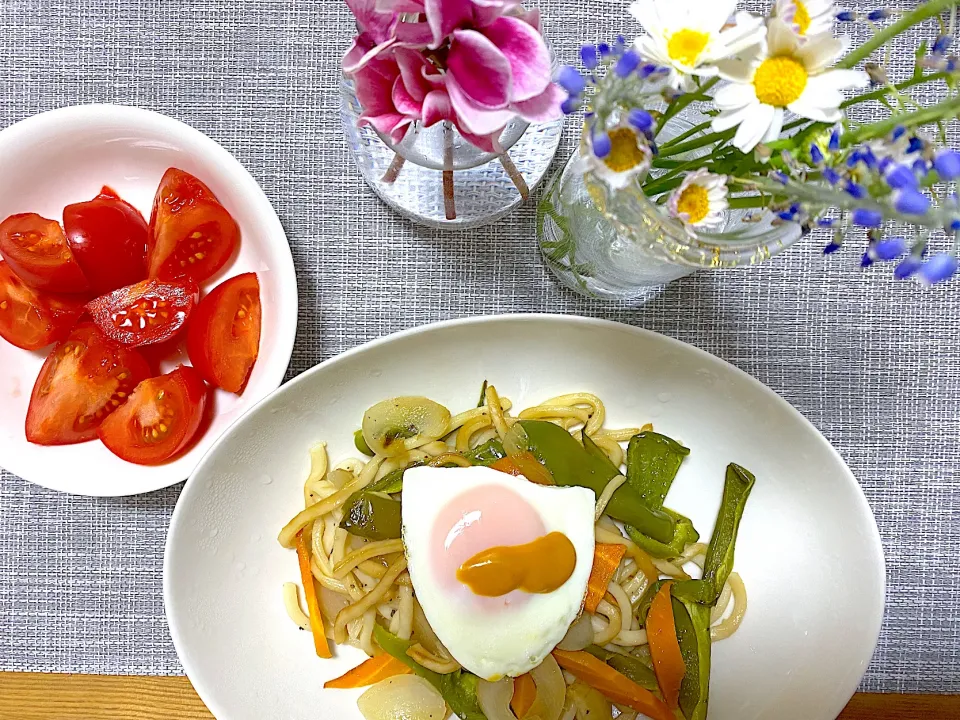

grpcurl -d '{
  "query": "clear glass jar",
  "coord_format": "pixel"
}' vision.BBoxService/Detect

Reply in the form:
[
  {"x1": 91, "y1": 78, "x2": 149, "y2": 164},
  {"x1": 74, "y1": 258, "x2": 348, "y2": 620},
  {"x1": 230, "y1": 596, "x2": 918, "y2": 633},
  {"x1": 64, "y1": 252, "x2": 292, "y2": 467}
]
[
  {"x1": 341, "y1": 77, "x2": 564, "y2": 230},
  {"x1": 536, "y1": 121, "x2": 804, "y2": 302}
]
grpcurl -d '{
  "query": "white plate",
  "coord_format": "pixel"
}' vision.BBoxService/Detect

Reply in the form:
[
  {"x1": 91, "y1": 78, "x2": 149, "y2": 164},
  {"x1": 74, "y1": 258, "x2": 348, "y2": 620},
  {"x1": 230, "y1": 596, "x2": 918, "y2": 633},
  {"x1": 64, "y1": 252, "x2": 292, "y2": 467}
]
[
  {"x1": 0, "y1": 105, "x2": 297, "y2": 496},
  {"x1": 164, "y1": 314, "x2": 885, "y2": 720}
]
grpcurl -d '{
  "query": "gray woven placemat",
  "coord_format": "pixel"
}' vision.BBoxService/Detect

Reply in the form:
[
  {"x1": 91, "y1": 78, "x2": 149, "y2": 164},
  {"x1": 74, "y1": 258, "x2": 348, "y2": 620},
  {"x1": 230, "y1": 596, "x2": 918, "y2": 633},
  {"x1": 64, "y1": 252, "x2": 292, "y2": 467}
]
[{"x1": 1, "y1": 0, "x2": 959, "y2": 694}]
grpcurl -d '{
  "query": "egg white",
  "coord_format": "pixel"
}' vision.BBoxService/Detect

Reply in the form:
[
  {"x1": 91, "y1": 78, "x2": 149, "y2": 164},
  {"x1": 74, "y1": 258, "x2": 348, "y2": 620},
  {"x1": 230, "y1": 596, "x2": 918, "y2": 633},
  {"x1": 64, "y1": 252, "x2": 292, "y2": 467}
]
[{"x1": 402, "y1": 466, "x2": 596, "y2": 681}]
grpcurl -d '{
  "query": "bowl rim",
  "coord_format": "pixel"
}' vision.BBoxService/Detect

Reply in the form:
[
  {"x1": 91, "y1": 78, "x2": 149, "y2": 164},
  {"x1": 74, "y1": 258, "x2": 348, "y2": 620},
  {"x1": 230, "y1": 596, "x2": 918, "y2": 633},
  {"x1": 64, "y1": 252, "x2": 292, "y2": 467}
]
[
  {"x1": 164, "y1": 312, "x2": 886, "y2": 720},
  {"x1": 0, "y1": 103, "x2": 299, "y2": 497}
]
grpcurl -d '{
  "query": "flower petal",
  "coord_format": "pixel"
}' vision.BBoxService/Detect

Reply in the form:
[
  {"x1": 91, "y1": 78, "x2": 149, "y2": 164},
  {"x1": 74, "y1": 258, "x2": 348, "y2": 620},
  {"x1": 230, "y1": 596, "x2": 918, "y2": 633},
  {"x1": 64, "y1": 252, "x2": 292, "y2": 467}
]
[
  {"x1": 762, "y1": 106, "x2": 784, "y2": 143},
  {"x1": 344, "y1": 35, "x2": 397, "y2": 74},
  {"x1": 448, "y1": 29, "x2": 513, "y2": 108},
  {"x1": 480, "y1": 16, "x2": 551, "y2": 101},
  {"x1": 359, "y1": 113, "x2": 413, "y2": 144},
  {"x1": 346, "y1": 0, "x2": 399, "y2": 44},
  {"x1": 715, "y1": 53, "x2": 759, "y2": 82},
  {"x1": 766, "y1": 18, "x2": 800, "y2": 56},
  {"x1": 711, "y1": 101, "x2": 758, "y2": 132},
  {"x1": 394, "y1": 47, "x2": 430, "y2": 101},
  {"x1": 512, "y1": 82, "x2": 564, "y2": 122},
  {"x1": 422, "y1": 90, "x2": 454, "y2": 126},
  {"x1": 459, "y1": 128, "x2": 501, "y2": 153},
  {"x1": 796, "y1": 33, "x2": 849, "y2": 73},
  {"x1": 446, "y1": 73, "x2": 516, "y2": 133},
  {"x1": 710, "y1": 12, "x2": 766, "y2": 59},
  {"x1": 392, "y1": 75, "x2": 423, "y2": 117},
  {"x1": 512, "y1": 8, "x2": 541, "y2": 30},
  {"x1": 714, "y1": 81, "x2": 756, "y2": 110},
  {"x1": 425, "y1": 0, "x2": 474, "y2": 47},
  {"x1": 354, "y1": 56, "x2": 401, "y2": 115},
  {"x1": 393, "y1": 21, "x2": 436, "y2": 47},
  {"x1": 629, "y1": 0, "x2": 664, "y2": 35},
  {"x1": 733, "y1": 102, "x2": 774, "y2": 152}
]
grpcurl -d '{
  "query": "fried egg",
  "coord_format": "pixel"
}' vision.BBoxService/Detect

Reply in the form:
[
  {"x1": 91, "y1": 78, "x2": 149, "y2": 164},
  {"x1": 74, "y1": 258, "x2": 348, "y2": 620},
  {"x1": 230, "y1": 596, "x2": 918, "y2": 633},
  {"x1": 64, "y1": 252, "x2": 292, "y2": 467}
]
[{"x1": 402, "y1": 465, "x2": 595, "y2": 681}]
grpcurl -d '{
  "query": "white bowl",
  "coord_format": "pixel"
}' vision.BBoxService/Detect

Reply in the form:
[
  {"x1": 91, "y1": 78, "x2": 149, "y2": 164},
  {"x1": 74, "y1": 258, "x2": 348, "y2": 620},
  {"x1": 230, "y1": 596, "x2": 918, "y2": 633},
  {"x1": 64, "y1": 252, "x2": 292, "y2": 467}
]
[
  {"x1": 0, "y1": 104, "x2": 298, "y2": 496},
  {"x1": 164, "y1": 314, "x2": 885, "y2": 720}
]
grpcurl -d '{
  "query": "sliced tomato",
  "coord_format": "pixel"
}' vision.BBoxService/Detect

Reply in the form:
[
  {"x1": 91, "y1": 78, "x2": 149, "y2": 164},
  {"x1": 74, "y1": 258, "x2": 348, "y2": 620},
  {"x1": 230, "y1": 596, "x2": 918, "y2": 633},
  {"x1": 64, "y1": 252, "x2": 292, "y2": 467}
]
[
  {"x1": 0, "y1": 261, "x2": 86, "y2": 350},
  {"x1": 63, "y1": 187, "x2": 149, "y2": 295},
  {"x1": 0, "y1": 213, "x2": 89, "y2": 292},
  {"x1": 25, "y1": 323, "x2": 151, "y2": 445},
  {"x1": 187, "y1": 273, "x2": 261, "y2": 393},
  {"x1": 98, "y1": 365, "x2": 208, "y2": 465},
  {"x1": 85, "y1": 278, "x2": 198, "y2": 347},
  {"x1": 148, "y1": 167, "x2": 217, "y2": 235},
  {"x1": 147, "y1": 169, "x2": 239, "y2": 283}
]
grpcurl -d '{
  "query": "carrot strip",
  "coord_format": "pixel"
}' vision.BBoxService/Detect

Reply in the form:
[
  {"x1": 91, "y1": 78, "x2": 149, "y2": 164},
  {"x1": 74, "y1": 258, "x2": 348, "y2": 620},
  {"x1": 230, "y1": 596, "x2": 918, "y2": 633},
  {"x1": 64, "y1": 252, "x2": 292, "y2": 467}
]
[
  {"x1": 551, "y1": 649, "x2": 673, "y2": 720},
  {"x1": 296, "y1": 530, "x2": 332, "y2": 659},
  {"x1": 324, "y1": 653, "x2": 412, "y2": 688},
  {"x1": 646, "y1": 581, "x2": 686, "y2": 710},
  {"x1": 490, "y1": 453, "x2": 555, "y2": 485},
  {"x1": 490, "y1": 456, "x2": 523, "y2": 476},
  {"x1": 510, "y1": 672, "x2": 537, "y2": 718},
  {"x1": 584, "y1": 543, "x2": 627, "y2": 613}
]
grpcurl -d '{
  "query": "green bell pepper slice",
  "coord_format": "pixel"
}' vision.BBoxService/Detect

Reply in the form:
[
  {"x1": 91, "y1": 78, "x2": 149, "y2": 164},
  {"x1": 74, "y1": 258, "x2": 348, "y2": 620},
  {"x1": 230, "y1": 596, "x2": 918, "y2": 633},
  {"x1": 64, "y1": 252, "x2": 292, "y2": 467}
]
[
  {"x1": 373, "y1": 625, "x2": 485, "y2": 720},
  {"x1": 626, "y1": 432, "x2": 690, "y2": 510},
  {"x1": 339, "y1": 492, "x2": 402, "y2": 540},
  {"x1": 672, "y1": 595, "x2": 712, "y2": 720},
  {"x1": 463, "y1": 438, "x2": 507, "y2": 466},
  {"x1": 625, "y1": 509, "x2": 700, "y2": 559},
  {"x1": 518, "y1": 420, "x2": 676, "y2": 544},
  {"x1": 585, "y1": 645, "x2": 660, "y2": 692},
  {"x1": 672, "y1": 463, "x2": 755, "y2": 606}
]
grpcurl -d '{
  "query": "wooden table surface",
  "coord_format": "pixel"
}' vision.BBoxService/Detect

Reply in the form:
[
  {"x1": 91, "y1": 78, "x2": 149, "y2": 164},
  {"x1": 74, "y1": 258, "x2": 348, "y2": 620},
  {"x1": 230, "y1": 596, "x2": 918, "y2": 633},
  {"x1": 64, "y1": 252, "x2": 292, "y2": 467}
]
[{"x1": 0, "y1": 673, "x2": 958, "y2": 719}]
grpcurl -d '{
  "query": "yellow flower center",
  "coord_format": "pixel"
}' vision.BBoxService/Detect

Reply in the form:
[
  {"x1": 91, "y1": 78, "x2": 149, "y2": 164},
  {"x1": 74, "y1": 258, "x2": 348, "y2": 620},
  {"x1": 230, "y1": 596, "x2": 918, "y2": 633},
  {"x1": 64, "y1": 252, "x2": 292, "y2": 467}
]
[
  {"x1": 666, "y1": 29, "x2": 710, "y2": 67},
  {"x1": 793, "y1": 1, "x2": 812, "y2": 35},
  {"x1": 603, "y1": 128, "x2": 648, "y2": 173},
  {"x1": 676, "y1": 184, "x2": 710, "y2": 224},
  {"x1": 753, "y1": 56, "x2": 808, "y2": 107}
]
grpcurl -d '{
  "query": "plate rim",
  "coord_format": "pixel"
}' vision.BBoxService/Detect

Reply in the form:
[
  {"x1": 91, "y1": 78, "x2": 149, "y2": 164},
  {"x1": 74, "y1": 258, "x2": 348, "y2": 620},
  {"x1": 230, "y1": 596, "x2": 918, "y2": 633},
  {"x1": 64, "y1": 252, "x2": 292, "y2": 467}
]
[
  {"x1": 0, "y1": 103, "x2": 299, "y2": 497},
  {"x1": 164, "y1": 312, "x2": 886, "y2": 719}
]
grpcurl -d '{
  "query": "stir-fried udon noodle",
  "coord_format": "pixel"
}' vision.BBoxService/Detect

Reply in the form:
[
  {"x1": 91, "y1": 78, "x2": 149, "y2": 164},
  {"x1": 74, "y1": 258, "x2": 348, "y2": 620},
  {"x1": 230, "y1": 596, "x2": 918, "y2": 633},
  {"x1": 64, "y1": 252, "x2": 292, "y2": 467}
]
[{"x1": 279, "y1": 384, "x2": 753, "y2": 720}]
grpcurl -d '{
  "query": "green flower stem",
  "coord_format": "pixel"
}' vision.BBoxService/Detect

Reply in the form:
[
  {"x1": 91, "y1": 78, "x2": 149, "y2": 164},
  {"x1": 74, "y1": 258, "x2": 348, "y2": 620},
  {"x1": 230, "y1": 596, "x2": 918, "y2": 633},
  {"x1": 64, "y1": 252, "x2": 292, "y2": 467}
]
[
  {"x1": 843, "y1": 95, "x2": 960, "y2": 145},
  {"x1": 655, "y1": 77, "x2": 720, "y2": 135},
  {"x1": 836, "y1": 0, "x2": 960, "y2": 70},
  {"x1": 659, "y1": 119, "x2": 714, "y2": 149},
  {"x1": 727, "y1": 196, "x2": 772, "y2": 209},
  {"x1": 841, "y1": 72, "x2": 952, "y2": 109},
  {"x1": 657, "y1": 128, "x2": 735, "y2": 159}
]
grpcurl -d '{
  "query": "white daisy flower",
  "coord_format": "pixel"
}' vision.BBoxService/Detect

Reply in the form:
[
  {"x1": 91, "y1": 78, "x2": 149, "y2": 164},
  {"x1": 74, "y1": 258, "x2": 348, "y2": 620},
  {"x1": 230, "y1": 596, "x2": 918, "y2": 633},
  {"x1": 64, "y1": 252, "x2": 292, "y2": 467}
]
[
  {"x1": 775, "y1": 0, "x2": 837, "y2": 39},
  {"x1": 710, "y1": 19, "x2": 869, "y2": 152},
  {"x1": 630, "y1": 0, "x2": 766, "y2": 91},
  {"x1": 580, "y1": 126, "x2": 653, "y2": 190},
  {"x1": 667, "y1": 169, "x2": 729, "y2": 234}
]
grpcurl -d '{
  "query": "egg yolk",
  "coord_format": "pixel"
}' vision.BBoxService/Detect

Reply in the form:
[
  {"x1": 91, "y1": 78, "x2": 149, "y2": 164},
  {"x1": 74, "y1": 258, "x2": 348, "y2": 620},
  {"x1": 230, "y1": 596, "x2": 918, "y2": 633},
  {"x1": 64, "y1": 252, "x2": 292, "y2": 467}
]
[
  {"x1": 456, "y1": 532, "x2": 577, "y2": 597},
  {"x1": 430, "y1": 483, "x2": 547, "y2": 611}
]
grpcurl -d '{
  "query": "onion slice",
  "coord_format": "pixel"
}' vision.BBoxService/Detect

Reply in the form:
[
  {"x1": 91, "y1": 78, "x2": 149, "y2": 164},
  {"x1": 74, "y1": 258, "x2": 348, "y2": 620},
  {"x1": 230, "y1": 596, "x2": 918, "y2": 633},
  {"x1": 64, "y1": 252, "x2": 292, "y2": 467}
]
[
  {"x1": 357, "y1": 674, "x2": 447, "y2": 720},
  {"x1": 478, "y1": 677, "x2": 517, "y2": 720},
  {"x1": 528, "y1": 654, "x2": 566, "y2": 720},
  {"x1": 557, "y1": 613, "x2": 594, "y2": 652}
]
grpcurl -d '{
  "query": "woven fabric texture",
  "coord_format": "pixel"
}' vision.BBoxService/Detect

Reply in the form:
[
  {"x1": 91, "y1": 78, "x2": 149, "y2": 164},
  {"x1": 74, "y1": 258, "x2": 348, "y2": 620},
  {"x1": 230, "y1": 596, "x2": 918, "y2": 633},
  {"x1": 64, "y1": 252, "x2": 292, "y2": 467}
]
[{"x1": 1, "y1": 0, "x2": 959, "y2": 693}]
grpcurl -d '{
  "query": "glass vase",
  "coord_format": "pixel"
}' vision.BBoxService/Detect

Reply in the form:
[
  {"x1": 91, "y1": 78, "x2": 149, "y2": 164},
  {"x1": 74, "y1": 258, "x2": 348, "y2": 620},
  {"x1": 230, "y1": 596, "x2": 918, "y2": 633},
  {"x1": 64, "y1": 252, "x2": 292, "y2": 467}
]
[
  {"x1": 341, "y1": 77, "x2": 564, "y2": 230},
  {"x1": 536, "y1": 122, "x2": 805, "y2": 302}
]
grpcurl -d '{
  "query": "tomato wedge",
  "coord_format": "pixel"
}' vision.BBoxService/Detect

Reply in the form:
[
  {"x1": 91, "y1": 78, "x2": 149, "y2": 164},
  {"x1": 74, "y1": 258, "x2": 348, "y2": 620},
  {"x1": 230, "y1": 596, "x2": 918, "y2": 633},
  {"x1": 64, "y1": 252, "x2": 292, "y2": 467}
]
[
  {"x1": 85, "y1": 278, "x2": 198, "y2": 347},
  {"x1": 25, "y1": 323, "x2": 151, "y2": 445},
  {"x1": 148, "y1": 168, "x2": 239, "y2": 283},
  {"x1": 0, "y1": 213, "x2": 89, "y2": 292},
  {"x1": 98, "y1": 365, "x2": 209, "y2": 465},
  {"x1": 186, "y1": 273, "x2": 261, "y2": 393},
  {"x1": 148, "y1": 168, "x2": 216, "y2": 232},
  {"x1": 63, "y1": 187, "x2": 149, "y2": 295},
  {"x1": 0, "y1": 261, "x2": 87, "y2": 350}
]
